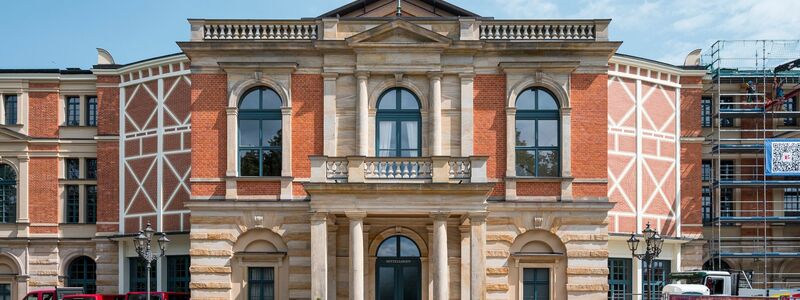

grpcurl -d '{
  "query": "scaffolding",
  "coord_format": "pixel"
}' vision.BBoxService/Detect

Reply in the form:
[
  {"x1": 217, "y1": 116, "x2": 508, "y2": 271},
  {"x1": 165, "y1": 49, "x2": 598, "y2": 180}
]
[{"x1": 706, "y1": 40, "x2": 800, "y2": 291}]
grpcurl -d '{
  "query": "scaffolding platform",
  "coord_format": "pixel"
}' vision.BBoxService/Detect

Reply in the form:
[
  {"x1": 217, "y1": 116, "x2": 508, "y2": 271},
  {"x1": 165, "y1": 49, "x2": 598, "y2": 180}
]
[{"x1": 706, "y1": 39, "x2": 800, "y2": 289}]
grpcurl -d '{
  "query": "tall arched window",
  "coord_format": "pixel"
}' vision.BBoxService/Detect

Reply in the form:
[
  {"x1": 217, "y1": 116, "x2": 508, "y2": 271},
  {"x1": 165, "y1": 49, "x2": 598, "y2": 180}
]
[
  {"x1": 376, "y1": 88, "x2": 421, "y2": 157},
  {"x1": 0, "y1": 164, "x2": 16, "y2": 223},
  {"x1": 376, "y1": 235, "x2": 421, "y2": 300},
  {"x1": 515, "y1": 88, "x2": 560, "y2": 177},
  {"x1": 239, "y1": 87, "x2": 282, "y2": 176},
  {"x1": 67, "y1": 256, "x2": 96, "y2": 294}
]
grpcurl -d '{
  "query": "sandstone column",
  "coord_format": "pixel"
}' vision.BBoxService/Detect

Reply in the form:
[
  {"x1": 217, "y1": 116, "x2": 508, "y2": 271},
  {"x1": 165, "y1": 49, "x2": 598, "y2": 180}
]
[
  {"x1": 470, "y1": 212, "x2": 487, "y2": 300},
  {"x1": 429, "y1": 72, "x2": 443, "y2": 156},
  {"x1": 347, "y1": 211, "x2": 367, "y2": 300},
  {"x1": 432, "y1": 212, "x2": 450, "y2": 300},
  {"x1": 311, "y1": 212, "x2": 328, "y2": 300},
  {"x1": 356, "y1": 72, "x2": 369, "y2": 156}
]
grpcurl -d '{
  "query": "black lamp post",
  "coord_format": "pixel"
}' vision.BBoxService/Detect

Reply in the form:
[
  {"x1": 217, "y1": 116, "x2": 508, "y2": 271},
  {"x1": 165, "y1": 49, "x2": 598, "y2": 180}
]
[
  {"x1": 134, "y1": 221, "x2": 170, "y2": 299},
  {"x1": 627, "y1": 222, "x2": 664, "y2": 300}
]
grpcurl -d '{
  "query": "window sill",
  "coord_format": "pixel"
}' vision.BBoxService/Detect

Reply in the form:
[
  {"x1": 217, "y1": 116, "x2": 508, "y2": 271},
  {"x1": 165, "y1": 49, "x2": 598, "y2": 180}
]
[
  {"x1": 1, "y1": 124, "x2": 23, "y2": 128},
  {"x1": 507, "y1": 176, "x2": 573, "y2": 183},
  {"x1": 59, "y1": 179, "x2": 98, "y2": 184},
  {"x1": 227, "y1": 176, "x2": 293, "y2": 182}
]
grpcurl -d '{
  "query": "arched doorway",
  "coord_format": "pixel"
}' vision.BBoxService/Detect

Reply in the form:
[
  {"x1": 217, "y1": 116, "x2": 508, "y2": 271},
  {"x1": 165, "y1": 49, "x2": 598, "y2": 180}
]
[{"x1": 375, "y1": 235, "x2": 421, "y2": 300}]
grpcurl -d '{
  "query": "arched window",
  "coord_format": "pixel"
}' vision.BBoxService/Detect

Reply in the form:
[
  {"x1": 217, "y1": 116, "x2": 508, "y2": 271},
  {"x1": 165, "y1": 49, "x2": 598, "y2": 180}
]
[
  {"x1": 238, "y1": 87, "x2": 282, "y2": 176},
  {"x1": 376, "y1": 235, "x2": 421, "y2": 300},
  {"x1": 67, "y1": 256, "x2": 96, "y2": 294},
  {"x1": 376, "y1": 88, "x2": 421, "y2": 157},
  {"x1": 0, "y1": 164, "x2": 16, "y2": 223},
  {"x1": 515, "y1": 88, "x2": 560, "y2": 177}
]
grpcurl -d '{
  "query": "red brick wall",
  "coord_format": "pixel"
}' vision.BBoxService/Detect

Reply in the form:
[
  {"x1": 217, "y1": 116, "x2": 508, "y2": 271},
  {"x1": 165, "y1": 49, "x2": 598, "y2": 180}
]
[
  {"x1": 190, "y1": 74, "x2": 227, "y2": 197},
  {"x1": 680, "y1": 80, "x2": 704, "y2": 235},
  {"x1": 96, "y1": 141, "x2": 119, "y2": 233},
  {"x1": 516, "y1": 182, "x2": 560, "y2": 197},
  {"x1": 28, "y1": 83, "x2": 60, "y2": 138},
  {"x1": 97, "y1": 76, "x2": 120, "y2": 136},
  {"x1": 29, "y1": 155, "x2": 58, "y2": 233},
  {"x1": 291, "y1": 74, "x2": 323, "y2": 179},
  {"x1": 571, "y1": 74, "x2": 608, "y2": 198},
  {"x1": 237, "y1": 181, "x2": 281, "y2": 196},
  {"x1": 473, "y1": 74, "x2": 506, "y2": 197}
]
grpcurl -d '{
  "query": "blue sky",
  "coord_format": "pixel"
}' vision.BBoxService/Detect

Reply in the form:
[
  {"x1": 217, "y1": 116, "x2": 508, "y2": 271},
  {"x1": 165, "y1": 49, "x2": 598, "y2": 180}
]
[{"x1": 1, "y1": 0, "x2": 797, "y2": 69}]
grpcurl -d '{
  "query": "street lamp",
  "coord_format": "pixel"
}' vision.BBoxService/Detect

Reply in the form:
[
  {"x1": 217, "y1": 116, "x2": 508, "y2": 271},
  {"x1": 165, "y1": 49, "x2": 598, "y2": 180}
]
[
  {"x1": 627, "y1": 222, "x2": 664, "y2": 300},
  {"x1": 134, "y1": 221, "x2": 170, "y2": 299}
]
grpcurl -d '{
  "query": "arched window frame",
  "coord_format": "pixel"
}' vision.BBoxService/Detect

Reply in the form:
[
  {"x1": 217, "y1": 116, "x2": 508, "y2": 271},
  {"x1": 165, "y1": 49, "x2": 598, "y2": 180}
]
[
  {"x1": 237, "y1": 87, "x2": 283, "y2": 177},
  {"x1": 0, "y1": 164, "x2": 16, "y2": 224},
  {"x1": 514, "y1": 88, "x2": 561, "y2": 177},
  {"x1": 66, "y1": 256, "x2": 96, "y2": 294},
  {"x1": 375, "y1": 88, "x2": 422, "y2": 157}
]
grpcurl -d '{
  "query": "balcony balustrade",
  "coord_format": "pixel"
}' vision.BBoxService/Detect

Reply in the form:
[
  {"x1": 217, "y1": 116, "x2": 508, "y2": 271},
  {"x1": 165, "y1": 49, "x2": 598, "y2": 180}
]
[{"x1": 310, "y1": 156, "x2": 487, "y2": 184}]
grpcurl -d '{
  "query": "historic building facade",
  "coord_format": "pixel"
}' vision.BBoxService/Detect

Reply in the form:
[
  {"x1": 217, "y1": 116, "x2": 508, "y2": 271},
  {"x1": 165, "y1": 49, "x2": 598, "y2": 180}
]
[{"x1": 0, "y1": 1, "x2": 711, "y2": 300}]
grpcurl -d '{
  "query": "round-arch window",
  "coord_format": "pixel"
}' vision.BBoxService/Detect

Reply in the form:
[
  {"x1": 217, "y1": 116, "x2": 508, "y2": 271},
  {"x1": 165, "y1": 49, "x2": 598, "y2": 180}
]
[
  {"x1": 67, "y1": 256, "x2": 96, "y2": 294},
  {"x1": 376, "y1": 88, "x2": 421, "y2": 157},
  {"x1": 238, "y1": 87, "x2": 282, "y2": 176},
  {"x1": 0, "y1": 164, "x2": 16, "y2": 223},
  {"x1": 377, "y1": 235, "x2": 421, "y2": 258},
  {"x1": 515, "y1": 88, "x2": 560, "y2": 177}
]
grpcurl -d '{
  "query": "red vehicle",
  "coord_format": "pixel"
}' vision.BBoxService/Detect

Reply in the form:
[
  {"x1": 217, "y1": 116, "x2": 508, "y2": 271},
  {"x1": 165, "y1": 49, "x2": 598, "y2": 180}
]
[
  {"x1": 62, "y1": 295, "x2": 125, "y2": 300},
  {"x1": 22, "y1": 287, "x2": 84, "y2": 300},
  {"x1": 124, "y1": 292, "x2": 189, "y2": 300}
]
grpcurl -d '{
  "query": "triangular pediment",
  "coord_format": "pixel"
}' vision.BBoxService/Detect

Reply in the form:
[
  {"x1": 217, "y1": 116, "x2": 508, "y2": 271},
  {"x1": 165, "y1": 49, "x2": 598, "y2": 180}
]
[
  {"x1": 346, "y1": 20, "x2": 451, "y2": 48},
  {"x1": 0, "y1": 128, "x2": 29, "y2": 143},
  {"x1": 320, "y1": 0, "x2": 480, "y2": 18}
]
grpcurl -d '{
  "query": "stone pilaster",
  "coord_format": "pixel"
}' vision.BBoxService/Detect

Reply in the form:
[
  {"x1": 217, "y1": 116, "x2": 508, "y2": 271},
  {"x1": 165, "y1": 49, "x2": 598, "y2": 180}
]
[{"x1": 469, "y1": 212, "x2": 487, "y2": 300}]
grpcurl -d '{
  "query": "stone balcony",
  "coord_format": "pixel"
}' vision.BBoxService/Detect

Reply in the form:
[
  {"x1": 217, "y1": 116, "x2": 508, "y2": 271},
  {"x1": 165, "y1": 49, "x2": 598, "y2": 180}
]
[{"x1": 309, "y1": 156, "x2": 488, "y2": 184}]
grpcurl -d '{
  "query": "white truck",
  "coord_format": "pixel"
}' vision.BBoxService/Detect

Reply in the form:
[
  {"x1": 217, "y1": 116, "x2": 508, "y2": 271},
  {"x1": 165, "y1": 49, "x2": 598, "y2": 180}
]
[{"x1": 662, "y1": 270, "x2": 800, "y2": 298}]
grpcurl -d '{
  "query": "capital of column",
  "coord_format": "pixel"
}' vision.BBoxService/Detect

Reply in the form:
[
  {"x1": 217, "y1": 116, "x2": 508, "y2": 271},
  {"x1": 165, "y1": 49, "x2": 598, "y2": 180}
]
[
  {"x1": 430, "y1": 211, "x2": 450, "y2": 221},
  {"x1": 427, "y1": 71, "x2": 443, "y2": 80},
  {"x1": 310, "y1": 212, "x2": 328, "y2": 223},
  {"x1": 505, "y1": 107, "x2": 517, "y2": 115},
  {"x1": 355, "y1": 71, "x2": 370, "y2": 80},
  {"x1": 459, "y1": 73, "x2": 475, "y2": 81},
  {"x1": 468, "y1": 211, "x2": 488, "y2": 224},
  {"x1": 281, "y1": 107, "x2": 292, "y2": 115},
  {"x1": 226, "y1": 107, "x2": 238, "y2": 115},
  {"x1": 322, "y1": 72, "x2": 339, "y2": 80},
  {"x1": 345, "y1": 211, "x2": 367, "y2": 221}
]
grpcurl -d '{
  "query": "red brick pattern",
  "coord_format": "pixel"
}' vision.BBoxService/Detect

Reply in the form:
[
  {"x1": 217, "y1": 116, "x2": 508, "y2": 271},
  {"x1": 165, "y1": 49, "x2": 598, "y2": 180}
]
[
  {"x1": 28, "y1": 83, "x2": 59, "y2": 138},
  {"x1": 291, "y1": 74, "x2": 324, "y2": 181},
  {"x1": 29, "y1": 157, "x2": 58, "y2": 232},
  {"x1": 516, "y1": 182, "x2": 560, "y2": 196},
  {"x1": 571, "y1": 74, "x2": 608, "y2": 197},
  {"x1": 473, "y1": 74, "x2": 506, "y2": 197},
  {"x1": 97, "y1": 141, "x2": 119, "y2": 233},
  {"x1": 680, "y1": 143, "x2": 702, "y2": 235},
  {"x1": 190, "y1": 74, "x2": 227, "y2": 196},
  {"x1": 237, "y1": 181, "x2": 281, "y2": 196},
  {"x1": 97, "y1": 75, "x2": 121, "y2": 136}
]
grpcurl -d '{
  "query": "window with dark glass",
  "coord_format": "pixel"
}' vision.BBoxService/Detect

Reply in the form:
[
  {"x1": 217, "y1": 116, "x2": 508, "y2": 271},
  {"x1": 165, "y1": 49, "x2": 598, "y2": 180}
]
[
  {"x1": 66, "y1": 256, "x2": 96, "y2": 294},
  {"x1": 702, "y1": 187, "x2": 712, "y2": 223},
  {"x1": 86, "y1": 96, "x2": 98, "y2": 127},
  {"x1": 701, "y1": 97, "x2": 711, "y2": 128},
  {"x1": 167, "y1": 255, "x2": 190, "y2": 292},
  {"x1": 86, "y1": 185, "x2": 97, "y2": 224},
  {"x1": 238, "y1": 87, "x2": 282, "y2": 177},
  {"x1": 376, "y1": 88, "x2": 421, "y2": 157},
  {"x1": 720, "y1": 188, "x2": 734, "y2": 218},
  {"x1": 0, "y1": 164, "x2": 16, "y2": 223},
  {"x1": 66, "y1": 158, "x2": 80, "y2": 180},
  {"x1": 785, "y1": 188, "x2": 800, "y2": 217},
  {"x1": 376, "y1": 235, "x2": 421, "y2": 300},
  {"x1": 515, "y1": 88, "x2": 560, "y2": 177},
  {"x1": 719, "y1": 97, "x2": 734, "y2": 127},
  {"x1": 248, "y1": 267, "x2": 275, "y2": 300},
  {"x1": 128, "y1": 258, "x2": 156, "y2": 292},
  {"x1": 702, "y1": 160, "x2": 712, "y2": 182},
  {"x1": 522, "y1": 268, "x2": 550, "y2": 300},
  {"x1": 0, "y1": 283, "x2": 9, "y2": 300},
  {"x1": 608, "y1": 258, "x2": 632, "y2": 300},
  {"x1": 642, "y1": 260, "x2": 670, "y2": 300},
  {"x1": 4, "y1": 95, "x2": 17, "y2": 125},
  {"x1": 784, "y1": 97, "x2": 797, "y2": 126},
  {"x1": 720, "y1": 160, "x2": 735, "y2": 181},
  {"x1": 66, "y1": 96, "x2": 81, "y2": 126},
  {"x1": 65, "y1": 185, "x2": 80, "y2": 224},
  {"x1": 86, "y1": 158, "x2": 97, "y2": 180}
]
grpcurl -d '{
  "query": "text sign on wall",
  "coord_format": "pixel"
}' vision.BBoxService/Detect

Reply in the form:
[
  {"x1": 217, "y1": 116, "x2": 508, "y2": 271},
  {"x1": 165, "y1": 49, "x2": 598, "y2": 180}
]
[{"x1": 765, "y1": 139, "x2": 800, "y2": 176}]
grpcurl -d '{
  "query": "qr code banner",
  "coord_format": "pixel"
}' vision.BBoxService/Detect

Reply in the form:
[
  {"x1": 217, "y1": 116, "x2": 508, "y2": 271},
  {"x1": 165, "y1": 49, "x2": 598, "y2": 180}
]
[{"x1": 765, "y1": 139, "x2": 800, "y2": 176}]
